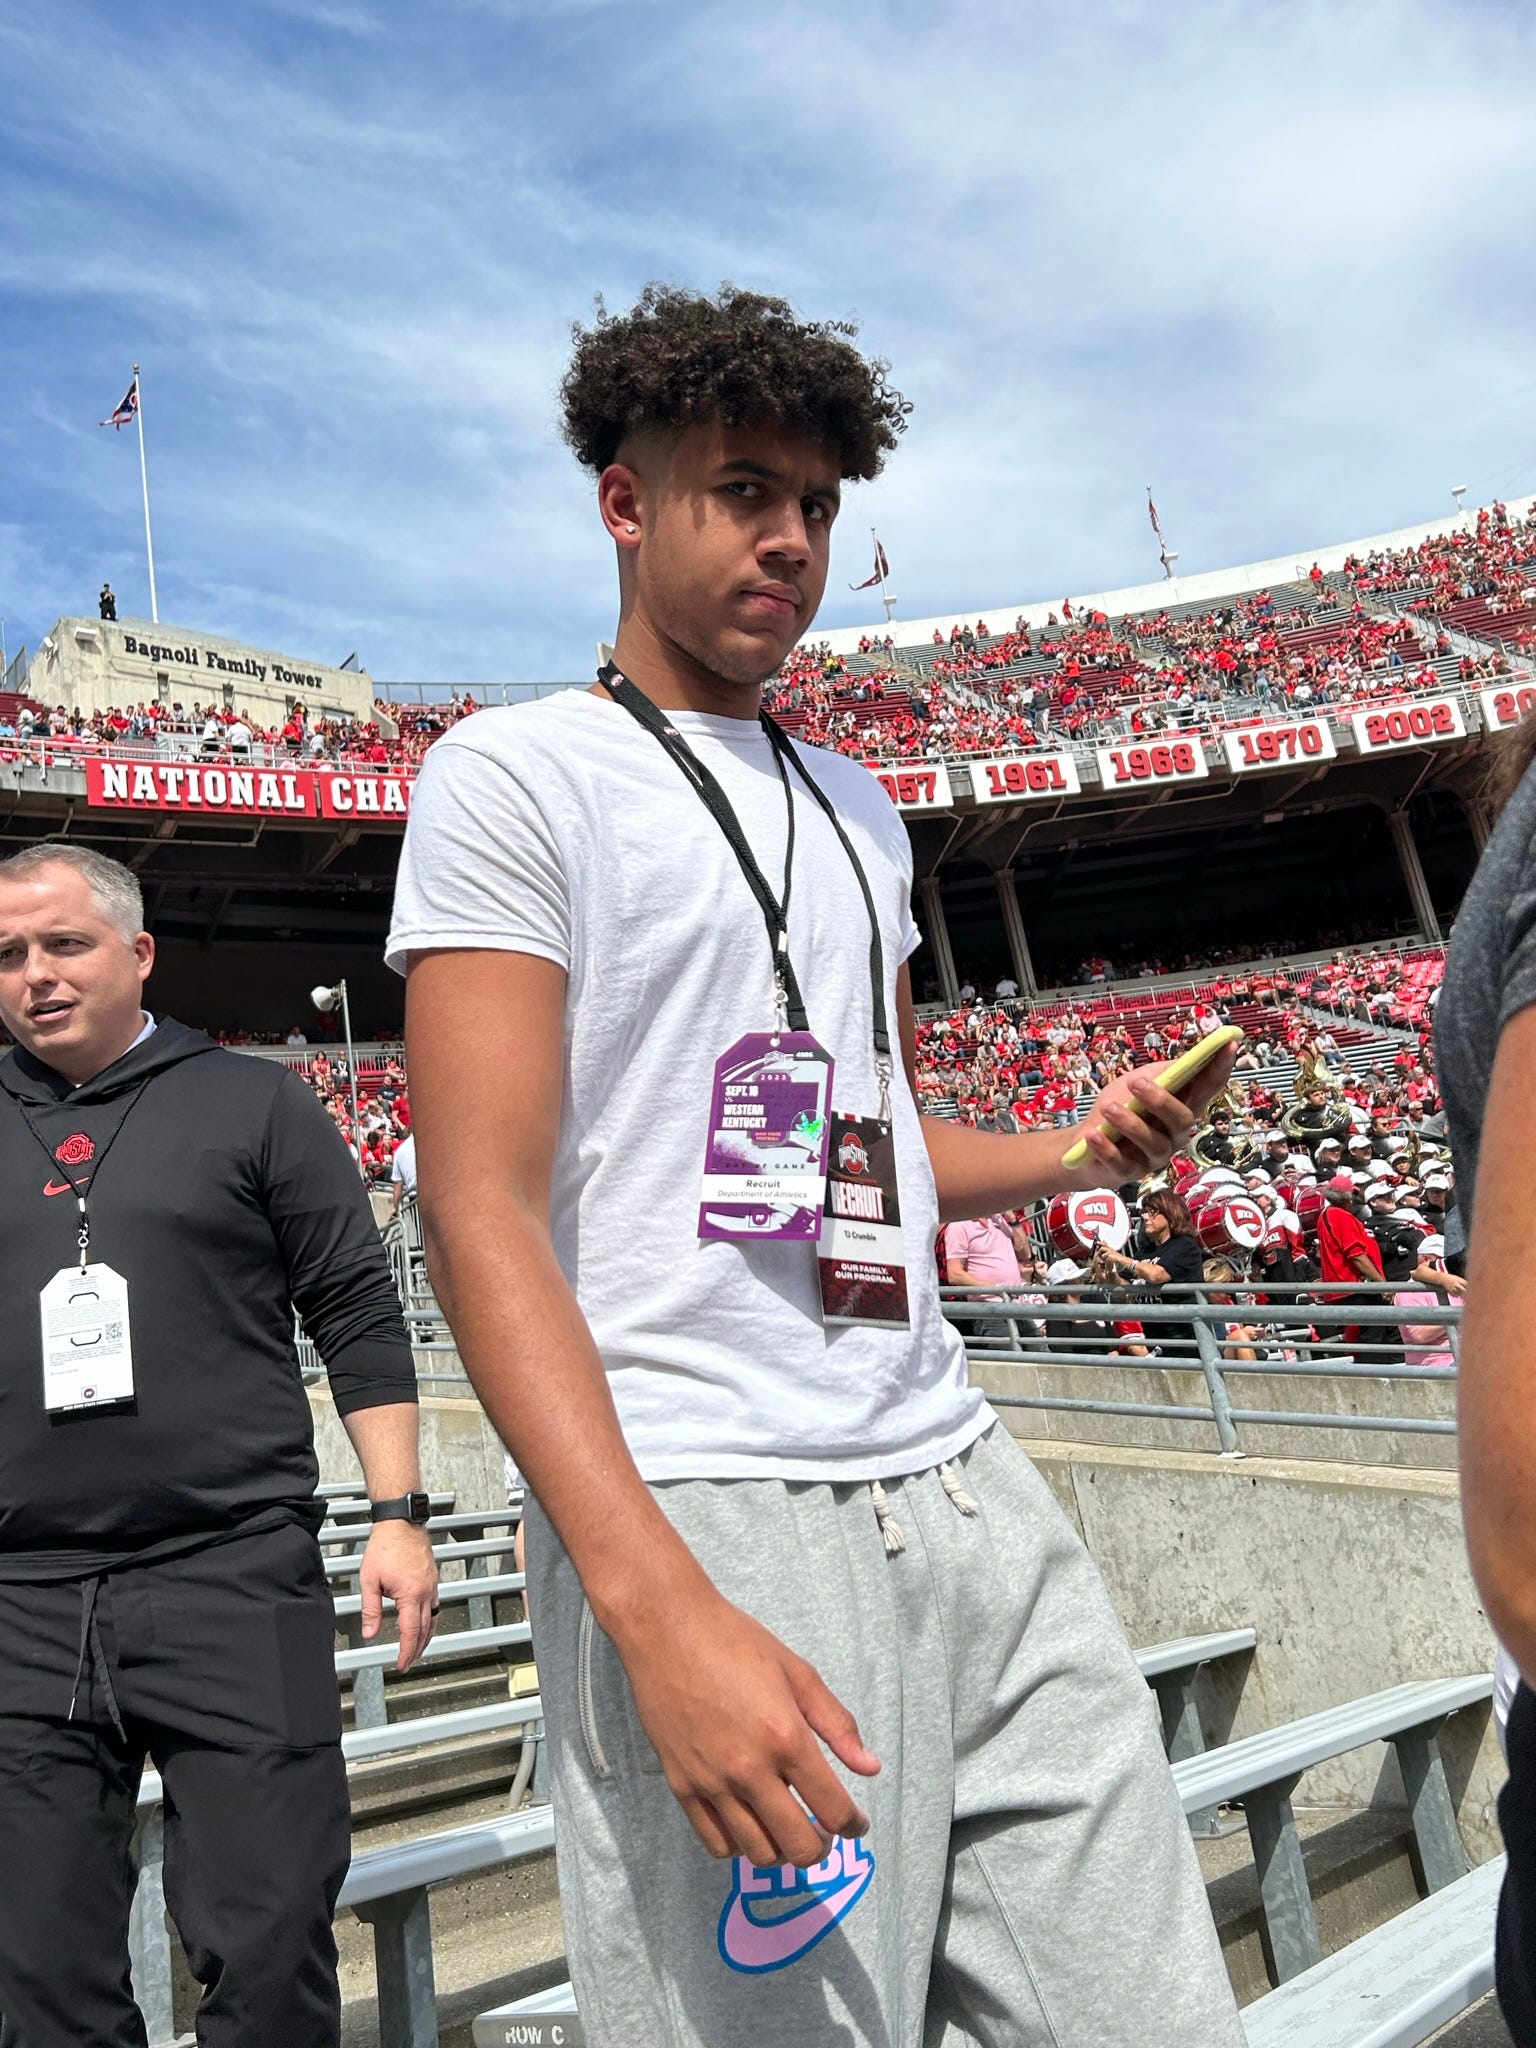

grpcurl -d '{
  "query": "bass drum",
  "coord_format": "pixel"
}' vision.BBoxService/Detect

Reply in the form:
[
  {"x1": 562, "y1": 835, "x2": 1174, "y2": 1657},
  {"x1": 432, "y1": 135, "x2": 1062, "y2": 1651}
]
[
  {"x1": 1186, "y1": 1168, "x2": 1244, "y2": 1209},
  {"x1": 1293, "y1": 1184, "x2": 1325, "y2": 1240},
  {"x1": 1193, "y1": 1195, "x2": 1268, "y2": 1255},
  {"x1": 1046, "y1": 1188, "x2": 1131, "y2": 1259}
]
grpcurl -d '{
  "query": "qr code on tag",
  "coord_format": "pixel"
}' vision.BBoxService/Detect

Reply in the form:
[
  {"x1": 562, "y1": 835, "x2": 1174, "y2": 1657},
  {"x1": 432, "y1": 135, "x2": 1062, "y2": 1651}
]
[{"x1": 103, "y1": 1321, "x2": 123, "y2": 1345}]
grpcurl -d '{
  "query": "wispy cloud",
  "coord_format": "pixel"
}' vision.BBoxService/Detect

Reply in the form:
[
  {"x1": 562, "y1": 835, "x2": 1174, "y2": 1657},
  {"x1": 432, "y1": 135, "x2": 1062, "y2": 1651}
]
[{"x1": 2, "y1": 0, "x2": 1533, "y2": 682}]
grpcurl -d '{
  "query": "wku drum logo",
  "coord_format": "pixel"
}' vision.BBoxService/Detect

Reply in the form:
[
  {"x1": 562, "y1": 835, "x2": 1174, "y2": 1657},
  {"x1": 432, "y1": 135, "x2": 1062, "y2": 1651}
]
[
  {"x1": 1222, "y1": 1197, "x2": 1267, "y2": 1248},
  {"x1": 1068, "y1": 1189, "x2": 1129, "y2": 1250},
  {"x1": 717, "y1": 1836, "x2": 875, "y2": 1974}
]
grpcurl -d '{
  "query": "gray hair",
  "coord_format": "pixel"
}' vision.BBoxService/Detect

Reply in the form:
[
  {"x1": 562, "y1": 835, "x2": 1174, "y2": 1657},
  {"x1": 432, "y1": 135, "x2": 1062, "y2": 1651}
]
[{"x1": 0, "y1": 843, "x2": 145, "y2": 941}]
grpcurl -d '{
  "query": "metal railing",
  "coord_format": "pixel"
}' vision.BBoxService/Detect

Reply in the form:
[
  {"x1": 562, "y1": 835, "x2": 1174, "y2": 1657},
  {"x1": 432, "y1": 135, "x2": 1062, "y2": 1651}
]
[
  {"x1": 942, "y1": 1281, "x2": 1459, "y2": 1456},
  {"x1": 296, "y1": 1204, "x2": 1462, "y2": 1445}
]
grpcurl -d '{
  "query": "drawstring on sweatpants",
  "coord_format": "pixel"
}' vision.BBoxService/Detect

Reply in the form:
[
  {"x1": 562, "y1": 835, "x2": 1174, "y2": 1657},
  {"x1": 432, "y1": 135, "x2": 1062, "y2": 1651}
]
[
  {"x1": 868, "y1": 1479, "x2": 905, "y2": 1555},
  {"x1": 937, "y1": 1461, "x2": 979, "y2": 1517},
  {"x1": 869, "y1": 1458, "x2": 979, "y2": 1554},
  {"x1": 67, "y1": 1575, "x2": 125, "y2": 1742}
]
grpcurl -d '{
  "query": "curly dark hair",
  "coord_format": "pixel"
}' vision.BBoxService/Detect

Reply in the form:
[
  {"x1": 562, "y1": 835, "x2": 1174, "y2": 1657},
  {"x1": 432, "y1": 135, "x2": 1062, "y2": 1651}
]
[{"x1": 559, "y1": 282, "x2": 910, "y2": 482}]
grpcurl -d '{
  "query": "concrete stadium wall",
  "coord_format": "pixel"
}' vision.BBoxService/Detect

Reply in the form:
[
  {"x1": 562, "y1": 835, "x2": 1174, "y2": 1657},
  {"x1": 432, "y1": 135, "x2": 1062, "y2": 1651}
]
[
  {"x1": 974, "y1": 1356, "x2": 1458, "y2": 1471},
  {"x1": 308, "y1": 1386, "x2": 509, "y2": 1511},
  {"x1": 1018, "y1": 1430, "x2": 1502, "y2": 1861}
]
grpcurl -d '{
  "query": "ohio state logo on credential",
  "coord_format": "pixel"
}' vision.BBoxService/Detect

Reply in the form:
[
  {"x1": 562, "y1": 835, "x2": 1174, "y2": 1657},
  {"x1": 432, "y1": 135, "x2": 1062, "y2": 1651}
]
[{"x1": 837, "y1": 1133, "x2": 869, "y2": 1176}]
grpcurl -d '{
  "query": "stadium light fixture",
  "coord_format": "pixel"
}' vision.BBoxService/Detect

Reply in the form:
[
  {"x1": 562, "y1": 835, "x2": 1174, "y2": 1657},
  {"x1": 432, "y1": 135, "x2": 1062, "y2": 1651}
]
[
  {"x1": 311, "y1": 979, "x2": 364, "y2": 1173},
  {"x1": 1451, "y1": 485, "x2": 1467, "y2": 522}
]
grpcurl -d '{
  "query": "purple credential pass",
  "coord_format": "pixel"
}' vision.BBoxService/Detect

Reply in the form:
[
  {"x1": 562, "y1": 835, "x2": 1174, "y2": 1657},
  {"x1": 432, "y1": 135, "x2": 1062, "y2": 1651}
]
[{"x1": 698, "y1": 1032, "x2": 834, "y2": 1242}]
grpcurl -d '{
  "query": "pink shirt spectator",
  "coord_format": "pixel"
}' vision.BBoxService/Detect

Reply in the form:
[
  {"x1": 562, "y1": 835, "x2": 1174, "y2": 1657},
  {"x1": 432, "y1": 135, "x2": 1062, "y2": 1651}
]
[
  {"x1": 1395, "y1": 1289, "x2": 1455, "y2": 1372},
  {"x1": 943, "y1": 1216, "x2": 1023, "y2": 1300}
]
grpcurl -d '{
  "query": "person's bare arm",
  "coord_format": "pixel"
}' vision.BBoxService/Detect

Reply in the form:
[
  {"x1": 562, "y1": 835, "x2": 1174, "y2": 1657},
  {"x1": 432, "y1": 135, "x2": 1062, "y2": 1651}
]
[
  {"x1": 1462, "y1": 1006, "x2": 1536, "y2": 1680},
  {"x1": 944, "y1": 1258, "x2": 972, "y2": 1284},
  {"x1": 406, "y1": 949, "x2": 878, "y2": 1868},
  {"x1": 898, "y1": 969, "x2": 1233, "y2": 1222},
  {"x1": 341, "y1": 1401, "x2": 438, "y2": 1671},
  {"x1": 1416, "y1": 1263, "x2": 1467, "y2": 1299}
]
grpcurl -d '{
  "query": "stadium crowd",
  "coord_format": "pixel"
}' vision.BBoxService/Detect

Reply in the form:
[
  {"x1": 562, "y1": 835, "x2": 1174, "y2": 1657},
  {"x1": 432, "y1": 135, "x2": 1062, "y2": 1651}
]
[
  {"x1": 932, "y1": 947, "x2": 1458, "y2": 1365},
  {"x1": 919, "y1": 948, "x2": 1443, "y2": 1135},
  {"x1": 0, "y1": 691, "x2": 481, "y2": 771},
  {"x1": 1340, "y1": 497, "x2": 1536, "y2": 641},
  {"x1": 758, "y1": 507, "x2": 1535, "y2": 768}
]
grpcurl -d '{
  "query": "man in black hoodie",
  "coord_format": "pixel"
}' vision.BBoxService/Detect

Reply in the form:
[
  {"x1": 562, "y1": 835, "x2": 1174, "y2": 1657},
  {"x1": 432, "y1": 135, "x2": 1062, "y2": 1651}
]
[{"x1": 0, "y1": 842, "x2": 437, "y2": 2048}]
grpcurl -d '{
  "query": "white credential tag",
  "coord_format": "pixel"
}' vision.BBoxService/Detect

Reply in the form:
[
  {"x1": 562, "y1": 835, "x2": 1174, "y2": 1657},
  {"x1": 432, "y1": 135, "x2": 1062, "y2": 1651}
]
[{"x1": 41, "y1": 1262, "x2": 135, "y2": 1413}]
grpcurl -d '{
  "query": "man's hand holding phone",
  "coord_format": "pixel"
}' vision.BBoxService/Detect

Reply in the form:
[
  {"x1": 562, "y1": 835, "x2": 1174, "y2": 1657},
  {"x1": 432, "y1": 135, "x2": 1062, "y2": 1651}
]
[{"x1": 1059, "y1": 1026, "x2": 1243, "y2": 1188}]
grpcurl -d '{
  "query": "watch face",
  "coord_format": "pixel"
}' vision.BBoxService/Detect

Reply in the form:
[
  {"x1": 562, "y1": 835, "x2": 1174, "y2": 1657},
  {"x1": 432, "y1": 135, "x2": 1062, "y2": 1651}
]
[{"x1": 409, "y1": 1491, "x2": 431, "y2": 1522}]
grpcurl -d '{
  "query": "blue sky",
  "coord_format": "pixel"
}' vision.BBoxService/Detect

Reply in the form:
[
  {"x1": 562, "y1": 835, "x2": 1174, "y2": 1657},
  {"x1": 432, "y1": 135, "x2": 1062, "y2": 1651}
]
[{"x1": 3, "y1": 0, "x2": 1535, "y2": 686}]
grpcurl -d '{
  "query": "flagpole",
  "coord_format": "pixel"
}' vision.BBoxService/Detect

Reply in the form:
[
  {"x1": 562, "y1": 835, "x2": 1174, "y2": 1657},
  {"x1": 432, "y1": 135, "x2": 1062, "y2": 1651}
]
[
  {"x1": 873, "y1": 526, "x2": 896, "y2": 629},
  {"x1": 133, "y1": 365, "x2": 160, "y2": 623}
]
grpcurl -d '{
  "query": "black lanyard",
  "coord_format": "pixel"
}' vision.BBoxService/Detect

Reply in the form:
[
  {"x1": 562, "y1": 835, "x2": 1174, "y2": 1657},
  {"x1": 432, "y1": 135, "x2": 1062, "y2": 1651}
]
[
  {"x1": 17, "y1": 1080, "x2": 153, "y2": 1272},
  {"x1": 598, "y1": 666, "x2": 892, "y2": 1083}
]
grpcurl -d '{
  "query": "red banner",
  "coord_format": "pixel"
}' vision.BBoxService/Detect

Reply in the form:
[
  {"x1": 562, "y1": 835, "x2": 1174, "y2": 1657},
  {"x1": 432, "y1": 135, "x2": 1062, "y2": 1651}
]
[{"x1": 85, "y1": 759, "x2": 412, "y2": 820}]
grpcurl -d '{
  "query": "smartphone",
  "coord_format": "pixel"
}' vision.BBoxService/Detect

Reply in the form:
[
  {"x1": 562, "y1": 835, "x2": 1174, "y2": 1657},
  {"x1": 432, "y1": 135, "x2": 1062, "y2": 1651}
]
[{"x1": 1060, "y1": 1024, "x2": 1245, "y2": 1168}]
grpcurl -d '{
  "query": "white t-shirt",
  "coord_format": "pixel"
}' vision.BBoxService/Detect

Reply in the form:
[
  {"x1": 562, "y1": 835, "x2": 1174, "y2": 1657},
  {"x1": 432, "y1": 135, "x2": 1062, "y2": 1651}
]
[
  {"x1": 387, "y1": 690, "x2": 989, "y2": 1483},
  {"x1": 390, "y1": 1132, "x2": 417, "y2": 1195}
]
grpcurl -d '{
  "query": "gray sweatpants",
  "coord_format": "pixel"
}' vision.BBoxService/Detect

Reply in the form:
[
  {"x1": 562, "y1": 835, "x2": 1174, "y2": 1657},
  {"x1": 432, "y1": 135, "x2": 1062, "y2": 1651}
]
[{"x1": 523, "y1": 1422, "x2": 1243, "y2": 2047}]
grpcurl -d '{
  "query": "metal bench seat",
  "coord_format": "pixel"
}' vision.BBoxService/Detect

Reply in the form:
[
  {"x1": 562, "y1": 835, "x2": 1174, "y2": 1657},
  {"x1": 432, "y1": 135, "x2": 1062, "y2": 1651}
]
[
  {"x1": 1241, "y1": 1854, "x2": 1504, "y2": 2048},
  {"x1": 1173, "y1": 1675, "x2": 1493, "y2": 1983},
  {"x1": 335, "y1": 1619, "x2": 529, "y2": 1677},
  {"x1": 341, "y1": 1807, "x2": 558, "y2": 2048},
  {"x1": 338, "y1": 1803, "x2": 556, "y2": 1912},
  {"x1": 1173, "y1": 1677, "x2": 1492, "y2": 1816},
  {"x1": 321, "y1": 1507, "x2": 514, "y2": 1541},
  {"x1": 1134, "y1": 1626, "x2": 1257, "y2": 1823},
  {"x1": 1136, "y1": 1627, "x2": 1257, "y2": 1682},
  {"x1": 333, "y1": 1573, "x2": 525, "y2": 1621},
  {"x1": 138, "y1": 1693, "x2": 545, "y2": 1810},
  {"x1": 475, "y1": 1979, "x2": 578, "y2": 2044},
  {"x1": 324, "y1": 1534, "x2": 519, "y2": 1579}
]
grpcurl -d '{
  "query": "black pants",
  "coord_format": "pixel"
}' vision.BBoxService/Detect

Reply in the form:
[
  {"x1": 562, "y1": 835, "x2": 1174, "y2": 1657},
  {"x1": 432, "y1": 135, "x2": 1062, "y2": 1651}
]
[
  {"x1": 1500, "y1": 1680, "x2": 1536, "y2": 2042},
  {"x1": 0, "y1": 1521, "x2": 349, "y2": 2048}
]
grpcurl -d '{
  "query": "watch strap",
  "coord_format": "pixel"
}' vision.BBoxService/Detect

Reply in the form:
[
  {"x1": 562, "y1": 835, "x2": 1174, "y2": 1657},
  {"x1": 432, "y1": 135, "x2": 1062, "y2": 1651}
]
[{"x1": 370, "y1": 1491, "x2": 432, "y2": 1525}]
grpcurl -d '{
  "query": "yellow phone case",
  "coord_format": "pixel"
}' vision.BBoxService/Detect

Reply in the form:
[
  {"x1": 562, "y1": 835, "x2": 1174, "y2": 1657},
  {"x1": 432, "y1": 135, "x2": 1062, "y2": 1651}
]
[{"x1": 1059, "y1": 1024, "x2": 1245, "y2": 1168}]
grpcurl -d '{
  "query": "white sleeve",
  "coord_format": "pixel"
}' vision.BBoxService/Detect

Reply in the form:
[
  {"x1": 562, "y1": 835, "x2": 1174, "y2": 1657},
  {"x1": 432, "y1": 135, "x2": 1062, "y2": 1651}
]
[{"x1": 386, "y1": 737, "x2": 571, "y2": 975}]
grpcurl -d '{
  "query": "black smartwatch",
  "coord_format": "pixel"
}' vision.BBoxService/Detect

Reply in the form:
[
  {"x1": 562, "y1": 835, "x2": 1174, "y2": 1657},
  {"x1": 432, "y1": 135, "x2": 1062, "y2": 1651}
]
[{"x1": 369, "y1": 1491, "x2": 432, "y2": 1525}]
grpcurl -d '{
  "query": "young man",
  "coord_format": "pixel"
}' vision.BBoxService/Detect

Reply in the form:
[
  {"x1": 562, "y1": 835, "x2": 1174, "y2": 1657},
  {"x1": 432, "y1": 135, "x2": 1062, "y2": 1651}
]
[{"x1": 390, "y1": 285, "x2": 1243, "y2": 2045}]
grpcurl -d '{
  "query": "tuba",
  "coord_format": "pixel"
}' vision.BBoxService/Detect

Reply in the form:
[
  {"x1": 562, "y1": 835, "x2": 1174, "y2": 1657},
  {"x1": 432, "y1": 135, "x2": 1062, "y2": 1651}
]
[{"x1": 1190, "y1": 1122, "x2": 1259, "y2": 1174}]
